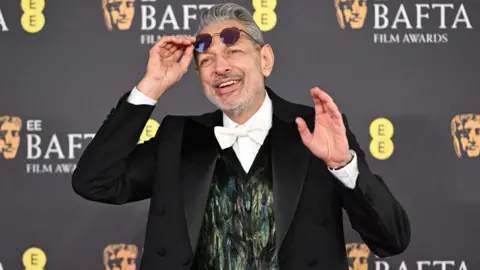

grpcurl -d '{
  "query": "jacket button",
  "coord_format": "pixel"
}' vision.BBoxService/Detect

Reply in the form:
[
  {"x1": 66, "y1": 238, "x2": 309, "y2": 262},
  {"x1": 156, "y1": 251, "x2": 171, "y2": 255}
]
[
  {"x1": 307, "y1": 258, "x2": 318, "y2": 267},
  {"x1": 159, "y1": 206, "x2": 165, "y2": 216},
  {"x1": 157, "y1": 248, "x2": 167, "y2": 257}
]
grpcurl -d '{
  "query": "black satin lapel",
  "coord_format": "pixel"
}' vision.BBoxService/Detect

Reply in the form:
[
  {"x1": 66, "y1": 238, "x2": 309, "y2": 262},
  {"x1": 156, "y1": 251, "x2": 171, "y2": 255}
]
[
  {"x1": 180, "y1": 119, "x2": 219, "y2": 254},
  {"x1": 271, "y1": 116, "x2": 311, "y2": 253}
]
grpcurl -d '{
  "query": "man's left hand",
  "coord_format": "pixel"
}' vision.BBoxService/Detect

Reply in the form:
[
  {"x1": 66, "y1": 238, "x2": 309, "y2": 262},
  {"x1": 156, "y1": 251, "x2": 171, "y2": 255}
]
[{"x1": 296, "y1": 87, "x2": 353, "y2": 169}]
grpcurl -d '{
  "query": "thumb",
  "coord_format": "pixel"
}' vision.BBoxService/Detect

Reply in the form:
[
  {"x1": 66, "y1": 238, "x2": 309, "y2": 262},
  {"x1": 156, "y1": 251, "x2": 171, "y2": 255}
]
[
  {"x1": 296, "y1": 117, "x2": 313, "y2": 147},
  {"x1": 179, "y1": 45, "x2": 194, "y2": 74}
]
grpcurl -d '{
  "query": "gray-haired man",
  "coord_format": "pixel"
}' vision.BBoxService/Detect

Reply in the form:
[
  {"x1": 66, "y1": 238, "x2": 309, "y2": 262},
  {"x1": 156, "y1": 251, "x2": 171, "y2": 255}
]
[{"x1": 73, "y1": 3, "x2": 410, "y2": 269}]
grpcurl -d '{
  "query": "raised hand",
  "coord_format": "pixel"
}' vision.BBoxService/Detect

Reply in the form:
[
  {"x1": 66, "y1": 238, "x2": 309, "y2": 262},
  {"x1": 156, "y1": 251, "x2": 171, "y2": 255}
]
[
  {"x1": 296, "y1": 87, "x2": 353, "y2": 168},
  {"x1": 137, "y1": 35, "x2": 196, "y2": 100}
]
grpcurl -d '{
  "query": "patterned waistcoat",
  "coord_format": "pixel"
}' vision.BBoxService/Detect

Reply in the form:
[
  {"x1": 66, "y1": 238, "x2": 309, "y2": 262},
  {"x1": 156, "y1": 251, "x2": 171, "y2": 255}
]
[{"x1": 192, "y1": 134, "x2": 278, "y2": 270}]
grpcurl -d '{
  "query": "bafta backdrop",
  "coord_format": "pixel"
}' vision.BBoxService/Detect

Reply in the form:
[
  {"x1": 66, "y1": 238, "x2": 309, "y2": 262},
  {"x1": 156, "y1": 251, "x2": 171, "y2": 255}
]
[{"x1": 0, "y1": 0, "x2": 478, "y2": 269}]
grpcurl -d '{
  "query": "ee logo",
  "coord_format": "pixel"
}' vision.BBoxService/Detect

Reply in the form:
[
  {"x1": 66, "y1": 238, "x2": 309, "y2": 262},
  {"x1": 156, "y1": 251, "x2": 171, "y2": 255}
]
[
  {"x1": 21, "y1": 0, "x2": 46, "y2": 33},
  {"x1": 369, "y1": 118, "x2": 394, "y2": 160},
  {"x1": 23, "y1": 247, "x2": 47, "y2": 270},
  {"x1": 138, "y1": 119, "x2": 160, "y2": 144},
  {"x1": 252, "y1": 0, "x2": 277, "y2": 31}
]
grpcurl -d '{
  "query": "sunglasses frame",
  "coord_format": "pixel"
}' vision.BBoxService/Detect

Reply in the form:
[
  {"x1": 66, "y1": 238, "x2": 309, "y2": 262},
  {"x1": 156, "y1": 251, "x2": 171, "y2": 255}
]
[{"x1": 194, "y1": 27, "x2": 262, "y2": 53}]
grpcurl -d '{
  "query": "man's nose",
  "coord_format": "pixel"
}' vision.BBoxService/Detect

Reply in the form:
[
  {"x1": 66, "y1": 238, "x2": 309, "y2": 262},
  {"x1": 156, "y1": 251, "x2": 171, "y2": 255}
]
[{"x1": 214, "y1": 55, "x2": 231, "y2": 75}]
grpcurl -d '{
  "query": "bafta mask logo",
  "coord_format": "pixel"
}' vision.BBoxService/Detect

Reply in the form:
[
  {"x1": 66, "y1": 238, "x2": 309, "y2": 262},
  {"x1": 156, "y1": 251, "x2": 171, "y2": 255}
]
[
  {"x1": 0, "y1": 116, "x2": 22, "y2": 159},
  {"x1": 103, "y1": 244, "x2": 138, "y2": 270},
  {"x1": 102, "y1": 0, "x2": 136, "y2": 31},
  {"x1": 335, "y1": 0, "x2": 368, "y2": 29},
  {"x1": 346, "y1": 243, "x2": 371, "y2": 270},
  {"x1": 452, "y1": 114, "x2": 480, "y2": 158}
]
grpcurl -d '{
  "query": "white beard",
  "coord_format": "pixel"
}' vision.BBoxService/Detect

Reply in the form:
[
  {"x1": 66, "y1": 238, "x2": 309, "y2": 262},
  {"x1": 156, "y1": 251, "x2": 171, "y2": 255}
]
[{"x1": 205, "y1": 87, "x2": 258, "y2": 117}]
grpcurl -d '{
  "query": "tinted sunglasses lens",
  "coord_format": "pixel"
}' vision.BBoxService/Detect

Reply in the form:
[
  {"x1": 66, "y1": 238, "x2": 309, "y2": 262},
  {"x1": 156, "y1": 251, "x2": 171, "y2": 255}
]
[
  {"x1": 194, "y1": 34, "x2": 212, "y2": 52},
  {"x1": 220, "y1": 27, "x2": 240, "y2": 46}
]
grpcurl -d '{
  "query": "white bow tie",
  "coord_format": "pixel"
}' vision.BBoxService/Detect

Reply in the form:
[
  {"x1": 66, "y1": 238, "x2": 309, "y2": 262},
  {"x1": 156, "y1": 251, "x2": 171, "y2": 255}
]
[{"x1": 214, "y1": 126, "x2": 268, "y2": 149}]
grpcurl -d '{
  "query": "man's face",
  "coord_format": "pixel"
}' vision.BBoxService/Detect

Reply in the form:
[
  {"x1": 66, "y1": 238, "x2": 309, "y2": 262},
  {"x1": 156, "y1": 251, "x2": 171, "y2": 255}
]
[
  {"x1": 336, "y1": 0, "x2": 367, "y2": 29},
  {"x1": 105, "y1": 249, "x2": 136, "y2": 270},
  {"x1": 195, "y1": 20, "x2": 270, "y2": 115},
  {"x1": 454, "y1": 116, "x2": 480, "y2": 157},
  {"x1": 103, "y1": 0, "x2": 135, "y2": 31},
  {"x1": 0, "y1": 121, "x2": 21, "y2": 159}
]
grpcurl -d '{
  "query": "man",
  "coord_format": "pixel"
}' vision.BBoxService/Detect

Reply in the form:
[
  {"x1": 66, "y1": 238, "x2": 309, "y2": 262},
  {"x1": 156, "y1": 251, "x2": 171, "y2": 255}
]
[{"x1": 72, "y1": 3, "x2": 410, "y2": 269}]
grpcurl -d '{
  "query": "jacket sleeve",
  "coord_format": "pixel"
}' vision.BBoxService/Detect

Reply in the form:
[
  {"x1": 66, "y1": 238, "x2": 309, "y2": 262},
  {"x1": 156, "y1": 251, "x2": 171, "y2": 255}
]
[
  {"x1": 338, "y1": 114, "x2": 411, "y2": 258},
  {"x1": 72, "y1": 92, "x2": 172, "y2": 205}
]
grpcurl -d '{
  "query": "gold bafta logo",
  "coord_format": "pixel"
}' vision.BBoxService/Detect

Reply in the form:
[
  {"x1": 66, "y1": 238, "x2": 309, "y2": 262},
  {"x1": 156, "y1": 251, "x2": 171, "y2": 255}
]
[
  {"x1": 452, "y1": 114, "x2": 480, "y2": 158},
  {"x1": 103, "y1": 244, "x2": 138, "y2": 270},
  {"x1": 335, "y1": 0, "x2": 368, "y2": 29},
  {"x1": 346, "y1": 243, "x2": 371, "y2": 270},
  {"x1": 102, "y1": 0, "x2": 136, "y2": 31},
  {"x1": 0, "y1": 116, "x2": 22, "y2": 159}
]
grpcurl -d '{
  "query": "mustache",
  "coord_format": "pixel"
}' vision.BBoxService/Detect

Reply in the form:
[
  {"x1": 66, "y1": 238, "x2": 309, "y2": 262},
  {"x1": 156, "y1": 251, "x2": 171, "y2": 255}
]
[{"x1": 213, "y1": 74, "x2": 243, "y2": 85}]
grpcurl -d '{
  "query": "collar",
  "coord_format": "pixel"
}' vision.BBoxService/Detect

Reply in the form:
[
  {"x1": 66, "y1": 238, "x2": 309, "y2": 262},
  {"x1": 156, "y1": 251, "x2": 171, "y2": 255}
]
[{"x1": 222, "y1": 90, "x2": 273, "y2": 131}]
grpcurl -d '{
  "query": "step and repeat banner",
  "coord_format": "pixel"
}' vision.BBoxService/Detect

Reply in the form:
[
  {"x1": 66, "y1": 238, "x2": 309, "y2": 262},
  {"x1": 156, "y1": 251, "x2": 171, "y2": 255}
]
[{"x1": 0, "y1": 0, "x2": 479, "y2": 269}]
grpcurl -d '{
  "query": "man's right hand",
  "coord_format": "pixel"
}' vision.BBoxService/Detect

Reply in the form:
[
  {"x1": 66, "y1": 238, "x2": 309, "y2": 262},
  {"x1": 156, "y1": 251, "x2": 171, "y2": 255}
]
[{"x1": 137, "y1": 35, "x2": 196, "y2": 101}]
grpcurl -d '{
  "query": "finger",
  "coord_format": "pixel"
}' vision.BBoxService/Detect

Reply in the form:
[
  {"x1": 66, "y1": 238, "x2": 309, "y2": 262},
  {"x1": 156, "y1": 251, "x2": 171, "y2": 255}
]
[
  {"x1": 311, "y1": 87, "x2": 341, "y2": 119},
  {"x1": 168, "y1": 45, "x2": 178, "y2": 54},
  {"x1": 179, "y1": 45, "x2": 194, "y2": 73},
  {"x1": 311, "y1": 88, "x2": 327, "y2": 114},
  {"x1": 296, "y1": 117, "x2": 313, "y2": 147},
  {"x1": 324, "y1": 99, "x2": 342, "y2": 120},
  {"x1": 173, "y1": 46, "x2": 183, "y2": 61},
  {"x1": 174, "y1": 35, "x2": 196, "y2": 46},
  {"x1": 154, "y1": 36, "x2": 177, "y2": 49},
  {"x1": 154, "y1": 36, "x2": 194, "y2": 49},
  {"x1": 164, "y1": 43, "x2": 174, "y2": 50},
  {"x1": 179, "y1": 35, "x2": 196, "y2": 45}
]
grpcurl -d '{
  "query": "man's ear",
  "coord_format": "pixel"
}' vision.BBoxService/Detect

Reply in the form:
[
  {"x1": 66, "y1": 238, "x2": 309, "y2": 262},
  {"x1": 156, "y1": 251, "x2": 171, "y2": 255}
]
[{"x1": 260, "y1": 44, "x2": 274, "y2": 77}]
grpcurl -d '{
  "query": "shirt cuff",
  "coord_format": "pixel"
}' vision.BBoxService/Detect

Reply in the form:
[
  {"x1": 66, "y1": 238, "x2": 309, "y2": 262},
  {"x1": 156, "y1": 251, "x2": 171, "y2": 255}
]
[
  {"x1": 328, "y1": 150, "x2": 359, "y2": 189},
  {"x1": 127, "y1": 87, "x2": 158, "y2": 106}
]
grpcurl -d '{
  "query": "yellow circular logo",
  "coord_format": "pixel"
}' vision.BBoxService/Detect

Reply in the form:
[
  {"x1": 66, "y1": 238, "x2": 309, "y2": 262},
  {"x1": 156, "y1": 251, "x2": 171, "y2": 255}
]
[
  {"x1": 21, "y1": 0, "x2": 46, "y2": 33},
  {"x1": 252, "y1": 0, "x2": 278, "y2": 31},
  {"x1": 369, "y1": 118, "x2": 394, "y2": 160},
  {"x1": 138, "y1": 119, "x2": 160, "y2": 144},
  {"x1": 23, "y1": 247, "x2": 47, "y2": 270}
]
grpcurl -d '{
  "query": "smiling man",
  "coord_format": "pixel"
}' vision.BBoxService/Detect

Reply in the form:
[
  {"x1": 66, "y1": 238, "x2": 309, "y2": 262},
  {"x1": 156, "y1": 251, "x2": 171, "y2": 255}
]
[{"x1": 73, "y1": 3, "x2": 410, "y2": 270}]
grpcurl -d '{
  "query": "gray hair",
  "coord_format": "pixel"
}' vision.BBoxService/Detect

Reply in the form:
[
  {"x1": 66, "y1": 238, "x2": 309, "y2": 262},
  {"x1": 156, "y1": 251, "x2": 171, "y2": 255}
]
[{"x1": 195, "y1": 3, "x2": 264, "y2": 45}]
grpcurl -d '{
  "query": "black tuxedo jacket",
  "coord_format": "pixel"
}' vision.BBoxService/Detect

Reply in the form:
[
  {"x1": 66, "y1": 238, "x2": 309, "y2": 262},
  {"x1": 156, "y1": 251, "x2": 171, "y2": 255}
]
[{"x1": 72, "y1": 87, "x2": 410, "y2": 270}]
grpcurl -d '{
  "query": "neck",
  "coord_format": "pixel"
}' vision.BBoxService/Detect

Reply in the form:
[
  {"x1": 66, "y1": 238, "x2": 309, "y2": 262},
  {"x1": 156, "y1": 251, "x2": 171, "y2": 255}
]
[{"x1": 224, "y1": 90, "x2": 266, "y2": 125}]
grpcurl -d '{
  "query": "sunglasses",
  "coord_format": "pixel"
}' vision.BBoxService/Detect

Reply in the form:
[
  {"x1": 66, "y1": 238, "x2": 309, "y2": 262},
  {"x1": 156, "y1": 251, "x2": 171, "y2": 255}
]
[{"x1": 194, "y1": 27, "x2": 260, "y2": 53}]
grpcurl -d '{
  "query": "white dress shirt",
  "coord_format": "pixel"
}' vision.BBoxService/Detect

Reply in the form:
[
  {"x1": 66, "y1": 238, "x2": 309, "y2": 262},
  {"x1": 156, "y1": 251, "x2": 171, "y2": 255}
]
[{"x1": 127, "y1": 87, "x2": 359, "y2": 189}]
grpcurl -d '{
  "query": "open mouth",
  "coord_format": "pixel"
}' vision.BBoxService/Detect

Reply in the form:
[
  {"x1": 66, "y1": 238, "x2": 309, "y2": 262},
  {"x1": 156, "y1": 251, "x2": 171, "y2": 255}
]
[{"x1": 215, "y1": 79, "x2": 242, "y2": 95}]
